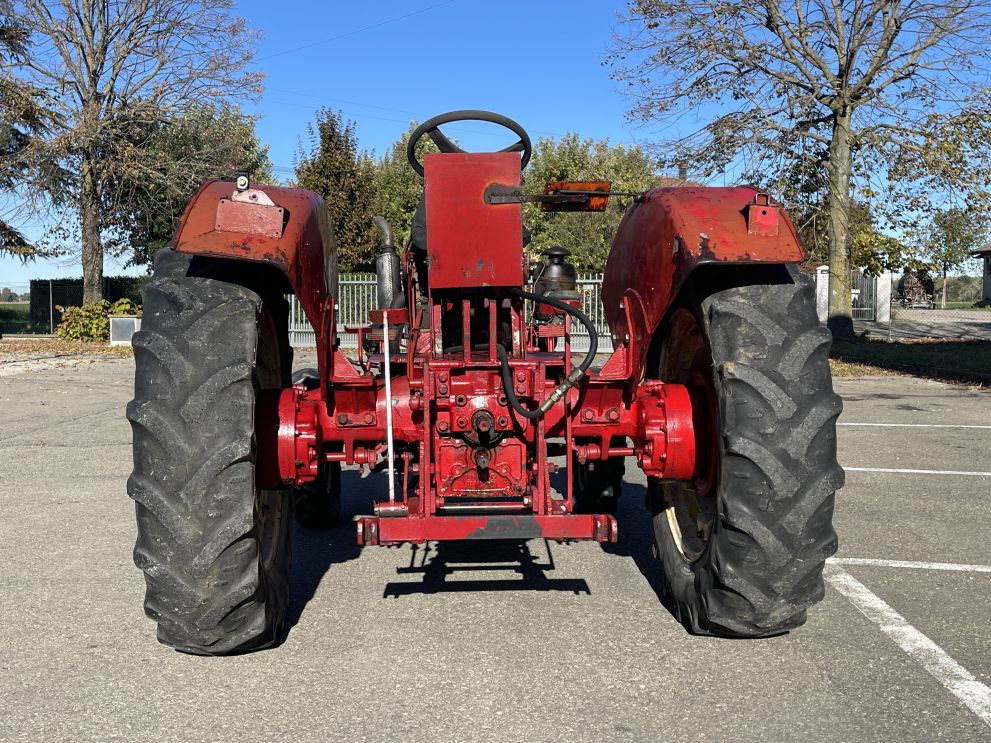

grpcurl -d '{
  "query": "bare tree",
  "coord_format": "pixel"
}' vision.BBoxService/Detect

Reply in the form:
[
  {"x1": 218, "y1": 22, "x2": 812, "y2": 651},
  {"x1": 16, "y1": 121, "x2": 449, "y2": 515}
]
[
  {"x1": 610, "y1": 1, "x2": 991, "y2": 338},
  {"x1": 7, "y1": 0, "x2": 261, "y2": 301}
]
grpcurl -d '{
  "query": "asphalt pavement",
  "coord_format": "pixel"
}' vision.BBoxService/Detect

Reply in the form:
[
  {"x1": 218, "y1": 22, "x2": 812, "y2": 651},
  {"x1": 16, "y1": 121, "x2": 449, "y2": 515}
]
[{"x1": 0, "y1": 358, "x2": 988, "y2": 742}]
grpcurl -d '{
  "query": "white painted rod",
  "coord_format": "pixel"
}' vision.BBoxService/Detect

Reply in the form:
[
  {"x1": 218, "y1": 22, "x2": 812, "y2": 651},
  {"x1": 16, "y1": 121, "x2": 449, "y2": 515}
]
[{"x1": 382, "y1": 310, "x2": 396, "y2": 504}]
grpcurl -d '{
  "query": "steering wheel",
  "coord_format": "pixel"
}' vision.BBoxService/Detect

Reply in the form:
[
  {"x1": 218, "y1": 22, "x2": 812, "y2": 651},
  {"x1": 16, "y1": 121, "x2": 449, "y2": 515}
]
[{"x1": 406, "y1": 110, "x2": 532, "y2": 177}]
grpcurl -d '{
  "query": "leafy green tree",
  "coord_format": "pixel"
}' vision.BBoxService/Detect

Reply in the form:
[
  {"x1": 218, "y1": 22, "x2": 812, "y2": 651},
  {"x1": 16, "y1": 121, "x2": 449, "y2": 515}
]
[
  {"x1": 295, "y1": 109, "x2": 378, "y2": 270},
  {"x1": 610, "y1": 1, "x2": 991, "y2": 338},
  {"x1": 924, "y1": 207, "x2": 988, "y2": 308},
  {"x1": 371, "y1": 122, "x2": 439, "y2": 248},
  {"x1": 122, "y1": 105, "x2": 271, "y2": 265},
  {"x1": 522, "y1": 134, "x2": 659, "y2": 271}
]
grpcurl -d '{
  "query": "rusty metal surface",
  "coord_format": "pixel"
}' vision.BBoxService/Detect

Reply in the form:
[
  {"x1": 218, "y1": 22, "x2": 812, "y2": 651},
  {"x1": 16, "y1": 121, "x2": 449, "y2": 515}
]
[
  {"x1": 215, "y1": 198, "x2": 284, "y2": 238},
  {"x1": 355, "y1": 513, "x2": 617, "y2": 545},
  {"x1": 602, "y1": 186, "x2": 805, "y2": 350},
  {"x1": 173, "y1": 179, "x2": 333, "y2": 328},
  {"x1": 540, "y1": 180, "x2": 611, "y2": 212}
]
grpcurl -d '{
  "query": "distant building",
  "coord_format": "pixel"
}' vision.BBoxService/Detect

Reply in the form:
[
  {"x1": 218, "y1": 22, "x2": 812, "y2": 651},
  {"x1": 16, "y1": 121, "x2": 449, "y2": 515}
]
[{"x1": 973, "y1": 246, "x2": 991, "y2": 303}]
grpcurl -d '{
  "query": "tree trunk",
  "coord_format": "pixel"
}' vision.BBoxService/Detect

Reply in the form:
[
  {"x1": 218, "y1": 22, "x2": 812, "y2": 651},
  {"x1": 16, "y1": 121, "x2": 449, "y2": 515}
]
[
  {"x1": 826, "y1": 111, "x2": 854, "y2": 340},
  {"x1": 941, "y1": 263, "x2": 948, "y2": 309},
  {"x1": 80, "y1": 152, "x2": 103, "y2": 303}
]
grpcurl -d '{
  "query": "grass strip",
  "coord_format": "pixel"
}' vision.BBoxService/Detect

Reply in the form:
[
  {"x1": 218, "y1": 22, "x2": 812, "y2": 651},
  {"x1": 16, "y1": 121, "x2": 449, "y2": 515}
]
[{"x1": 831, "y1": 338, "x2": 991, "y2": 386}]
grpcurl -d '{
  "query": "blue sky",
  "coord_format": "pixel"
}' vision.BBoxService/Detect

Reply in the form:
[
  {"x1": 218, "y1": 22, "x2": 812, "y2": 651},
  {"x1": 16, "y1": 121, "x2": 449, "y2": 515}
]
[{"x1": 1, "y1": 0, "x2": 653, "y2": 288}]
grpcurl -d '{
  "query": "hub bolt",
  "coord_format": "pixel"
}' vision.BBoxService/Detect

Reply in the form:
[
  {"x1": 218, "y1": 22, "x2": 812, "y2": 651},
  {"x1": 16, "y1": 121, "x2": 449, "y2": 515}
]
[
  {"x1": 337, "y1": 413, "x2": 349, "y2": 425},
  {"x1": 438, "y1": 384, "x2": 448, "y2": 396},
  {"x1": 438, "y1": 420, "x2": 450, "y2": 433},
  {"x1": 472, "y1": 409, "x2": 495, "y2": 434}
]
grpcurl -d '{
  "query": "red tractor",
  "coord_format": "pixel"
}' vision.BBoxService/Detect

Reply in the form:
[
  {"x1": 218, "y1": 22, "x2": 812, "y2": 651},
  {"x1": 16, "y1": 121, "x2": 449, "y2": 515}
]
[{"x1": 128, "y1": 111, "x2": 843, "y2": 655}]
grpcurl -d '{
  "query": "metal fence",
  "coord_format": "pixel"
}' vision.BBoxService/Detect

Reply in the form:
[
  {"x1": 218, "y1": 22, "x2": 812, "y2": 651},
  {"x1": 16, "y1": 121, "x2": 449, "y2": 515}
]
[
  {"x1": 851, "y1": 270, "x2": 877, "y2": 321},
  {"x1": 815, "y1": 265, "x2": 991, "y2": 340},
  {"x1": 288, "y1": 273, "x2": 615, "y2": 353}
]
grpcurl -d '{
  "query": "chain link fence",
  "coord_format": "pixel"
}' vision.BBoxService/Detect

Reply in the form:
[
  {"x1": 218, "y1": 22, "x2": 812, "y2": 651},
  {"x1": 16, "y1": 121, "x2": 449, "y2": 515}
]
[
  {"x1": 0, "y1": 277, "x2": 148, "y2": 335},
  {"x1": 815, "y1": 266, "x2": 991, "y2": 340},
  {"x1": 0, "y1": 280, "x2": 77, "y2": 335},
  {"x1": 0, "y1": 282, "x2": 33, "y2": 335}
]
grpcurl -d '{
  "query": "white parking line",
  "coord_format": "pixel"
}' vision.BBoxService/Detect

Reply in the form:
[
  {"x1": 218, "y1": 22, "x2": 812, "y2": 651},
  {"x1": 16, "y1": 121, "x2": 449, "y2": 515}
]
[
  {"x1": 828, "y1": 558, "x2": 991, "y2": 573},
  {"x1": 844, "y1": 467, "x2": 991, "y2": 477},
  {"x1": 840, "y1": 423, "x2": 991, "y2": 429},
  {"x1": 824, "y1": 564, "x2": 991, "y2": 727}
]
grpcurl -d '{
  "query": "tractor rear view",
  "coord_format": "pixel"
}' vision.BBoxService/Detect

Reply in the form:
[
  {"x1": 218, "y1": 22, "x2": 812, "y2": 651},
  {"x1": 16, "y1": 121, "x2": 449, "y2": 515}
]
[{"x1": 128, "y1": 111, "x2": 843, "y2": 655}]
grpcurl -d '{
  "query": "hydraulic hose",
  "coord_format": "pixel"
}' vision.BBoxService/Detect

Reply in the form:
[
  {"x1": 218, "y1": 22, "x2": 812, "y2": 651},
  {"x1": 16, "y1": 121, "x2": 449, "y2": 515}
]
[{"x1": 498, "y1": 286, "x2": 598, "y2": 420}]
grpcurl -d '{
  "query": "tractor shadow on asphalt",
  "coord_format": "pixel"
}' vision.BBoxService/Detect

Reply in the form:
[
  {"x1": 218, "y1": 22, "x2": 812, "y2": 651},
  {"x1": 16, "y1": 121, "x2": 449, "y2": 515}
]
[
  {"x1": 382, "y1": 539, "x2": 591, "y2": 598},
  {"x1": 600, "y1": 481, "x2": 682, "y2": 624},
  {"x1": 285, "y1": 469, "x2": 368, "y2": 632},
  {"x1": 284, "y1": 472, "x2": 675, "y2": 630}
]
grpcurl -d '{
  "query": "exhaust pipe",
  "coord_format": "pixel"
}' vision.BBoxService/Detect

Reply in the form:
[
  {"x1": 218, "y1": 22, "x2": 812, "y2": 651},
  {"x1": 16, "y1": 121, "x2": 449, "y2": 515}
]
[{"x1": 373, "y1": 216, "x2": 403, "y2": 310}]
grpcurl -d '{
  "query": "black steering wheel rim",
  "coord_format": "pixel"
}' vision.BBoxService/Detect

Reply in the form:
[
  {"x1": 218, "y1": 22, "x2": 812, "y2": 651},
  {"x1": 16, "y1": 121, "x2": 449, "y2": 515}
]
[{"x1": 406, "y1": 109, "x2": 532, "y2": 177}]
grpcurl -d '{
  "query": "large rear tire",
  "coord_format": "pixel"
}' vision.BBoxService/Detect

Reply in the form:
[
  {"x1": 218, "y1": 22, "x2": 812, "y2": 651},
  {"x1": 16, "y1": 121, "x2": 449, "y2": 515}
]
[
  {"x1": 127, "y1": 252, "x2": 292, "y2": 654},
  {"x1": 650, "y1": 272, "x2": 844, "y2": 637}
]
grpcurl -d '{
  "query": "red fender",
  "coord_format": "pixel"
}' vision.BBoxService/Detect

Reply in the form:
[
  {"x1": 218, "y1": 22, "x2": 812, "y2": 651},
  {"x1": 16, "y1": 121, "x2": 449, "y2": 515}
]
[
  {"x1": 601, "y1": 185, "x2": 805, "y2": 372},
  {"x1": 171, "y1": 179, "x2": 335, "y2": 329}
]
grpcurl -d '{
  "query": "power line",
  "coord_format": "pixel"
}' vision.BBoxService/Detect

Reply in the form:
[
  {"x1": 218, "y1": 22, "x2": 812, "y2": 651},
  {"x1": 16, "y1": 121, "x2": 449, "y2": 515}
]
[
  {"x1": 256, "y1": 0, "x2": 458, "y2": 62},
  {"x1": 265, "y1": 97, "x2": 543, "y2": 148},
  {"x1": 268, "y1": 88, "x2": 429, "y2": 119},
  {"x1": 266, "y1": 88, "x2": 641, "y2": 145}
]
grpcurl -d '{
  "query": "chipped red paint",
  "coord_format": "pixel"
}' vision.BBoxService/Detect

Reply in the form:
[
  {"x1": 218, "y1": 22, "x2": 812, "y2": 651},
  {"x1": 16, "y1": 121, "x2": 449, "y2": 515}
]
[
  {"x1": 423, "y1": 153, "x2": 526, "y2": 289},
  {"x1": 602, "y1": 186, "x2": 804, "y2": 347},
  {"x1": 173, "y1": 179, "x2": 334, "y2": 330},
  {"x1": 356, "y1": 513, "x2": 617, "y2": 545}
]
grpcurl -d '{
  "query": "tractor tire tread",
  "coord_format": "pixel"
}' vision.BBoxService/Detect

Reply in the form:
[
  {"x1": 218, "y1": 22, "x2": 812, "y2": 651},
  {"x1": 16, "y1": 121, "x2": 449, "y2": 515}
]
[
  {"x1": 128, "y1": 271, "x2": 287, "y2": 655},
  {"x1": 655, "y1": 277, "x2": 843, "y2": 638}
]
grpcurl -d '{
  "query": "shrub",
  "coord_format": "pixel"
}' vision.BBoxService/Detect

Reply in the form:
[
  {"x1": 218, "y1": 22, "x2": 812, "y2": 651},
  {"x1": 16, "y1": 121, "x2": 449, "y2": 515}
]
[{"x1": 54, "y1": 299, "x2": 141, "y2": 341}]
